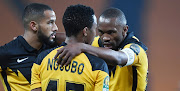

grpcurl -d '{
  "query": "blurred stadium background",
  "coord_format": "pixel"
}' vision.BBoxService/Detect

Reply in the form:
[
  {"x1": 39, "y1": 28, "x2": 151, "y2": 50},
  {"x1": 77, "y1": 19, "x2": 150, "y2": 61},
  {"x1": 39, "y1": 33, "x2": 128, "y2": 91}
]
[{"x1": 0, "y1": 0, "x2": 180, "y2": 91}]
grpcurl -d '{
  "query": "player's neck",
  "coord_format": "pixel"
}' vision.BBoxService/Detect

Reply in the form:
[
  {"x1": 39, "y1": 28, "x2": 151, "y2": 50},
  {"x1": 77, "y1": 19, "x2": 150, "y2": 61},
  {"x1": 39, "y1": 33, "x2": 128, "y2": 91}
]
[
  {"x1": 23, "y1": 32, "x2": 43, "y2": 50},
  {"x1": 65, "y1": 35, "x2": 83, "y2": 44}
]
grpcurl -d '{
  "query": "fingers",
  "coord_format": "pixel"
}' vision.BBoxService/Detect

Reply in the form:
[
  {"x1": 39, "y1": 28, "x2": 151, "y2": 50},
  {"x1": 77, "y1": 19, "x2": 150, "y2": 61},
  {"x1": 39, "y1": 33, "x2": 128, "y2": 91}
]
[
  {"x1": 54, "y1": 48, "x2": 64, "y2": 60},
  {"x1": 64, "y1": 56, "x2": 73, "y2": 66},
  {"x1": 60, "y1": 53, "x2": 70, "y2": 67},
  {"x1": 57, "y1": 49, "x2": 68, "y2": 65},
  {"x1": 54, "y1": 45, "x2": 78, "y2": 67}
]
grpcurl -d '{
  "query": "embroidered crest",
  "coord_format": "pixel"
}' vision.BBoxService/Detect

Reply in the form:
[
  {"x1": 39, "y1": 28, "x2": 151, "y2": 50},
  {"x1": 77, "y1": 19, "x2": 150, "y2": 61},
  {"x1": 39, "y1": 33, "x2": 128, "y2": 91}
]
[
  {"x1": 103, "y1": 76, "x2": 109, "y2": 91},
  {"x1": 130, "y1": 44, "x2": 140, "y2": 55}
]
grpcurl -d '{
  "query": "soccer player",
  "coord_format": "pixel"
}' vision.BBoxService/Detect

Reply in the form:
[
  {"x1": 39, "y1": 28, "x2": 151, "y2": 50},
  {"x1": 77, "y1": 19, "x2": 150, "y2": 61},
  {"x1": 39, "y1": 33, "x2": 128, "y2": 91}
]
[
  {"x1": 54, "y1": 8, "x2": 148, "y2": 91},
  {"x1": 31, "y1": 4, "x2": 109, "y2": 91},
  {"x1": 0, "y1": 3, "x2": 58, "y2": 91}
]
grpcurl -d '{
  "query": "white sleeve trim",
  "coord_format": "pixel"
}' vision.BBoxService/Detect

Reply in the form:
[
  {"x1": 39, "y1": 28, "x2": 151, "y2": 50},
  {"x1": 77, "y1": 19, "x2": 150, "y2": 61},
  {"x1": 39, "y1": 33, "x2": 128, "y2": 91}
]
[{"x1": 121, "y1": 48, "x2": 135, "y2": 66}]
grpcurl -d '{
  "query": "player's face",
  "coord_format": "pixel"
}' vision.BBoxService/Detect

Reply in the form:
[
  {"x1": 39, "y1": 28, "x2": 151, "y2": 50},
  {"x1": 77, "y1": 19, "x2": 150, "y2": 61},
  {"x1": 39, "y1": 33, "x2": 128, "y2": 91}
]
[
  {"x1": 98, "y1": 17, "x2": 126, "y2": 50},
  {"x1": 86, "y1": 15, "x2": 97, "y2": 45},
  {"x1": 37, "y1": 10, "x2": 58, "y2": 45}
]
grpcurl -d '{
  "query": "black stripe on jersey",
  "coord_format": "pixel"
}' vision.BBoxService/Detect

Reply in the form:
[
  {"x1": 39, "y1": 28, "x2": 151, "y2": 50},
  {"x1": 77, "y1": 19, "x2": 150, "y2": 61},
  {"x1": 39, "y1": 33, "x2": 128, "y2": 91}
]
[
  {"x1": 132, "y1": 66, "x2": 137, "y2": 91},
  {"x1": 130, "y1": 44, "x2": 140, "y2": 55},
  {"x1": 119, "y1": 32, "x2": 148, "y2": 51},
  {"x1": 35, "y1": 42, "x2": 66, "y2": 65},
  {"x1": 84, "y1": 53, "x2": 109, "y2": 74},
  {"x1": 35, "y1": 47, "x2": 57, "y2": 65},
  {"x1": 98, "y1": 37, "x2": 104, "y2": 47},
  {"x1": 59, "y1": 42, "x2": 66, "y2": 46},
  {"x1": 108, "y1": 65, "x2": 116, "y2": 77},
  {"x1": 1, "y1": 70, "x2": 11, "y2": 91}
]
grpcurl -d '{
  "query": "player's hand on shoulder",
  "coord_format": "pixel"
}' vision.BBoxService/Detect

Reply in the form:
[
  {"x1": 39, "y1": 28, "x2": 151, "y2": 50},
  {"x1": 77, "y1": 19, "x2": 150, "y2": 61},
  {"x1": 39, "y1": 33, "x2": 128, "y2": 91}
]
[{"x1": 54, "y1": 43, "x2": 84, "y2": 66}]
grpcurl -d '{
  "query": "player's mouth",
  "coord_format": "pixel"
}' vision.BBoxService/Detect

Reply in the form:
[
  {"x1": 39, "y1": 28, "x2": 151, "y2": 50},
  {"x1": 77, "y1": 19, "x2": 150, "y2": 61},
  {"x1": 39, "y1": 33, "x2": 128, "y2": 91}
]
[
  {"x1": 51, "y1": 32, "x2": 56, "y2": 39},
  {"x1": 103, "y1": 43, "x2": 113, "y2": 49}
]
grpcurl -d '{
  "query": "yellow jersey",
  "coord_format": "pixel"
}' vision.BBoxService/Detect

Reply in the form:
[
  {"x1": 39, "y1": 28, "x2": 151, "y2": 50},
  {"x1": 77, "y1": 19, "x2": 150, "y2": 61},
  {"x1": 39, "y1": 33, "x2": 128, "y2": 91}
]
[
  {"x1": 0, "y1": 36, "x2": 52, "y2": 91},
  {"x1": 31, "y1": 42, "x2": 109, "y2": 91},
  {"x1": 92, "y1": 32, "x2": 148, "y2": 91}
]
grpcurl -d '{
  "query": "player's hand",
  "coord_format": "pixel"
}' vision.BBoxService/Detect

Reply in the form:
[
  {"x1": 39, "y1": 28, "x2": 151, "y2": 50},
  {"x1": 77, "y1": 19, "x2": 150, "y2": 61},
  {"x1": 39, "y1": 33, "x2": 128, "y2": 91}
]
[{"x1": 54, "y1": 43, "x2": 84, "y2": 66}]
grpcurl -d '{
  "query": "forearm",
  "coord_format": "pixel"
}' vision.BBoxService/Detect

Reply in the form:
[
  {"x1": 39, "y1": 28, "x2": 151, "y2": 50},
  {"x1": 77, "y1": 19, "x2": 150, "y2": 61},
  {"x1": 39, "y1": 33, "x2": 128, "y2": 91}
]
[
  {"x1": 31, "y1": 87, "x2": 42, "y2": 91},
  {"x1": 82, "y1": 44, "x2": 127, "y2": 66}
]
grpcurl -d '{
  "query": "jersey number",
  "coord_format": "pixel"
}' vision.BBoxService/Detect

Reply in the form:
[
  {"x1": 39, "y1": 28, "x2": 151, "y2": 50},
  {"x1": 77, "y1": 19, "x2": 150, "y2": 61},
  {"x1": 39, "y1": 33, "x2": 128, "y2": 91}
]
[
  {"x1": 46, "y1": 80, "x2": 57, "y2": 91},
  {"x1": 46, "y1": 80, "x2": 85, "y2": 91}
]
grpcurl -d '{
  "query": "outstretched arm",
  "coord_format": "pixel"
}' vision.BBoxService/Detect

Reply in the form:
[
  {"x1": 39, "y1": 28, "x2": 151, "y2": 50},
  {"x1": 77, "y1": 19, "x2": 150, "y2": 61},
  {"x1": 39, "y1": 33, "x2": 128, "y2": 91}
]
[
  {"x1": 31, "y1": 88, "x2": 42, "y2": 91},
  {"x1": 54, "y1": 43, "x2": 130, "y2": 66},
  {"x1": 82, "y1": 43, "x2": 128, "y2": 66}
]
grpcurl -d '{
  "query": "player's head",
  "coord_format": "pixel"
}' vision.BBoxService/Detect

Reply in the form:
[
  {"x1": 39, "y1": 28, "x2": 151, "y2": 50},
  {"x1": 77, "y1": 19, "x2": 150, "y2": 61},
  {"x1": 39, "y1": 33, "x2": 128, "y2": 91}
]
[
  {"x1": 22, "y1": 3, "x2": 58, "y2": 45},
  {"x1": 98, "y1": 8, "x2": 128, "y2": 50},
  {"x1": 63, "y1": 4, "x2": 96, "y2": 45}
]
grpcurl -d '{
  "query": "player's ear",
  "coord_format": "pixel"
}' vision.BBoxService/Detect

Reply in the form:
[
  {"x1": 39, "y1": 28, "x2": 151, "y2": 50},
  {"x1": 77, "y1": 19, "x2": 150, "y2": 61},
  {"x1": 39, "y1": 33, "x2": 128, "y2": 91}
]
[
  {"x1": 122, "y1": 25, "x2": 128, "y2": 36},
  {"x1": 30, "y1": 21, "x2": 38, "y2": 32},
  {"x1": 83, "y1": 27, "x2": 88, "y2": 37},
  {"x1": 123, "y1": 25, "x2": 128, "y2": 33}
]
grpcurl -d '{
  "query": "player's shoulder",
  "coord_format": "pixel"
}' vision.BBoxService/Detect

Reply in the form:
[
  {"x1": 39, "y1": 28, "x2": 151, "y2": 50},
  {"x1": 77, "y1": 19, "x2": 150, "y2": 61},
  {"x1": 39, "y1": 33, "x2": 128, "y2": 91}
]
[
  {"x1": 92, "y1": 36, "x2": 103, "y2": 47},
  {"x1": 1, "y1": 37, "x2": 19, "y2": 48},
  {"x1": 94, "y1": 36, "x2": 100, "y2": 40},
  {"x1": 123, "y1": 32, "x2": 148, "y2": 51},
  {"x1": 0, "y1": 36, "x2": 21, "y2": 55},
  {"x1": 124, "y1": 43, "x2": 148, "y2": 56},
  {"x1": 124, "y1": 43, "x2": 141, "y2": 55},
  {"x1": 35, "y1": 47, "x2": 58, "y2": 65},
  {"x1": 84, "y1": 53, "x2": 108, "y2": 74}
]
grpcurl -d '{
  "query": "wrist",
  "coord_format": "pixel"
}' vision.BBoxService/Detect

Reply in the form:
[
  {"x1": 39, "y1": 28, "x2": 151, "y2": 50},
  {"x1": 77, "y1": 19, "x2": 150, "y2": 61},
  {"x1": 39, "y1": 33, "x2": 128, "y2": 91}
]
[{"x1": 81, "y1": 43, "x2": 87, "y2": 53}]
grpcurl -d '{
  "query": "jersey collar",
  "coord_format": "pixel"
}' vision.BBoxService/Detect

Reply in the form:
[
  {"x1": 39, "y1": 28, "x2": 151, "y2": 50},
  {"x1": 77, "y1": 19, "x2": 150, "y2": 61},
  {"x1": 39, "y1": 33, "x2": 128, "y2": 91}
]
[
  {"x1": 17, "y1": 36, "x2": 47, "y2": 52},
  {"x1": 60, "y1": 42, "x2": 67, "y2": 46},
  {"x1": 119, "y1": 32, "x2": 148, "y2": 51}
]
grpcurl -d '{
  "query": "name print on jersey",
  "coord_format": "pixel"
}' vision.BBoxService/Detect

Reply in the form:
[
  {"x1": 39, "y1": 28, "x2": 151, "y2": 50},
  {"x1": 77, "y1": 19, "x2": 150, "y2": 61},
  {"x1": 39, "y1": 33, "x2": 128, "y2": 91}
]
[{"x1": 47, "y1": 58, "x2": 84, "y2": 74}]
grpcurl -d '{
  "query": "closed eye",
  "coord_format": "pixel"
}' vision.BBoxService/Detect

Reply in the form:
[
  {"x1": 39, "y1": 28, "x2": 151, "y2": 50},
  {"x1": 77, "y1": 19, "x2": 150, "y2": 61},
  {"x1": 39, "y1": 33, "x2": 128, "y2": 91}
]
[
  {"x1": 48, "y1": 20, "x2": 55, "y2": 24},
  {"x1": 98, "y1": 29, "x2": 104, "y2": 35},
  {"x1": 107, "y1": 30, "x2": 116, "y2": 35}
]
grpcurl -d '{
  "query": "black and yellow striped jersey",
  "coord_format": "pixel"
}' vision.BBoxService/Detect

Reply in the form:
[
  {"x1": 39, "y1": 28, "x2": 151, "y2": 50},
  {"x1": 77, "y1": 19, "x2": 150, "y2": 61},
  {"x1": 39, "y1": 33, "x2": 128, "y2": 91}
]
[
  {"x1": 0, "y1": 36, "x2": 52, "y2": 91},
  {"x1": 92, "y1": 32, "x2": 148, "y2": 91},
  {"x1": 31, "y1": 42, "x2": 109, "y2": 91}
]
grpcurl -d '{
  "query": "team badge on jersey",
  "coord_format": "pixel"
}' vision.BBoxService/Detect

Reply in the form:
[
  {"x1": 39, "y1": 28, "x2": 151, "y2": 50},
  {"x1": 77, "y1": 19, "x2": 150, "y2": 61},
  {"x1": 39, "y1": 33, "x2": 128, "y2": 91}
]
[
  {"x1": 103, "y1": 76, "x2": 109, "y2": 91},
  {"x1": 130, "y1": 44, "x2": 140, "y2": 55}
]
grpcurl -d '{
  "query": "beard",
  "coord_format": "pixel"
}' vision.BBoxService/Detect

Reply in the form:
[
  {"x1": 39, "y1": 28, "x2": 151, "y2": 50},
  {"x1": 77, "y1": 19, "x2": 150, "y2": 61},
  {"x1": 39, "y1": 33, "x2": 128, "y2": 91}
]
[{"x1": 37, "y1": 27, "x2": 55, "y2": 46}]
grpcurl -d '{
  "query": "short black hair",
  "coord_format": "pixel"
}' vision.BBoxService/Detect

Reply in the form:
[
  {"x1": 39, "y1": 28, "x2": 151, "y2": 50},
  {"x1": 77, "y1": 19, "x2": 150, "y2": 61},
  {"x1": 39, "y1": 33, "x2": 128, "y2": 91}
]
[
  {"x1": 22, "y1": 3, "x2": 53, "y2": 29},
  {"x1": 63, "y1": 4, "x2": 94, "y2": 37},
  {"x1": 100, "y1": 7, "x2": 127, "y2": 25}
]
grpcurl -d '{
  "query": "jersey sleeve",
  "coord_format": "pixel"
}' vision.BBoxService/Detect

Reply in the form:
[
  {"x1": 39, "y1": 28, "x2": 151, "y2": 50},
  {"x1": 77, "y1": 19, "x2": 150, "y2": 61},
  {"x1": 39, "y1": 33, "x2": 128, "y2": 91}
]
[
  {"x1": 0, "y1": 46, "x2": 9, "y2": 66},
  {"x1": 31, "y1": 47, "x2": 60, "y2": 90},
  {"x1": 94, "y1": 70, "x2": 109, "y2": 91},
  {"x1": 31, "y1": 63, "x2": 41, "y2": 90},
  {"x1": 84, "y1": 53, "x2": 109, "y2": 91},
  {"x1": 91, "y1": 36, "x2": 103, "y2": 47},
  {"x1": 30, "y1": 49, "x2": 52, "y2": 90},
  {"x1": 123, "y1": 43, "x2": 145, "y2": 66}
]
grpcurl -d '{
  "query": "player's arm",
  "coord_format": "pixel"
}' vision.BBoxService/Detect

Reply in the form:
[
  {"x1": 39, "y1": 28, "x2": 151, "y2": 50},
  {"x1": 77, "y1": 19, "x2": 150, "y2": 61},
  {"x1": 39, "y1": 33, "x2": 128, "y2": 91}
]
[
  {"x1": 95, "y1": 71, "x2": 109, "y2": 91},
  {"x1": 31, "y1": 49, "x2": 53, "y2": 90},
  {"x1": 54, "y1": 43, "x2": 134, "y2": 66},
  {"x1": 0, "y1": 46, "x2": 9, "y2": 65},
  {"x1": 31, "y1": 87, "x2": 42, "y2": 91},
  {"x1": 94, "y1": 58, "x2": 109, "y2": 91},
  {"x1": 81, "y1": 44, "x2": 131, "y2": 66},
  {"x1": 31, "y1": 63, "x2": 41, "y2": 90}
]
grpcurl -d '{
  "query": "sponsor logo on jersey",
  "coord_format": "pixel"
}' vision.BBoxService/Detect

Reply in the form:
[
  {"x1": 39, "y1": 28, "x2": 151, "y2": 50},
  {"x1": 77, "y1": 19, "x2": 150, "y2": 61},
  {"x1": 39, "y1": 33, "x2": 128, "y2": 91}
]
[
  {"x1": 130, "y1": 44, "x2": 140, "y2": 55},
  {"x1": 17, "y1": 57, "x2": 28, "y2": 63},
  {"x1": 103, "y1": 76, "x2": 109, "y2": 91}
]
